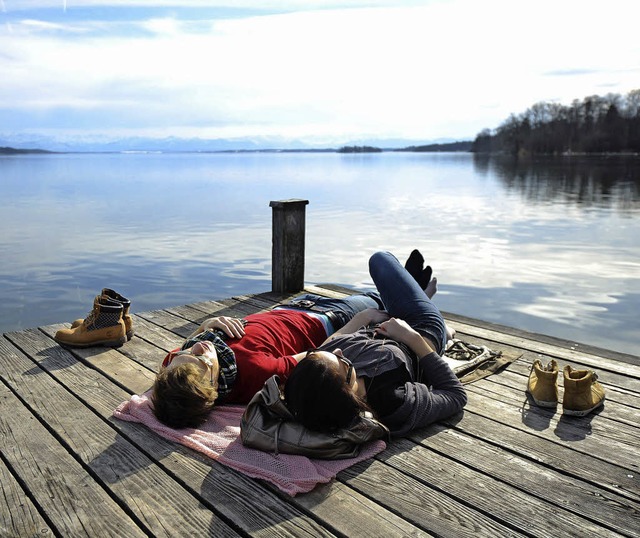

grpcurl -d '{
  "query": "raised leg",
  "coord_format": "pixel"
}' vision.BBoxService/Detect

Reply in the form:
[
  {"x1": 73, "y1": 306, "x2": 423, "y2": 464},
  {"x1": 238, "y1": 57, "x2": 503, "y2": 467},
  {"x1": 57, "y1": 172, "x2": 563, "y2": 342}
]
[{"x1": 369, "y1": 251, "x2": 447, "y2": 354}]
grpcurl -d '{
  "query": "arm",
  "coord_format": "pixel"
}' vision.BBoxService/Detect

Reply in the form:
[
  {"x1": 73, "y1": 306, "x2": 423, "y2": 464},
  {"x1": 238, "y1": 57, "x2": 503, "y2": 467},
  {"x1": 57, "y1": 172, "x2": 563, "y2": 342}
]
[
  {"x1": 321, "y1": 308, "x2": 390, "y2": 344},
  {"x1": 188, "y1": 316, "x2": 246, "y2": 339},
  {"x1": 374, "y1": 318, "x2": 467, "y2": 435},
  {"x1": 381, "y1": 352, "x2": 468, "y2": 436}
]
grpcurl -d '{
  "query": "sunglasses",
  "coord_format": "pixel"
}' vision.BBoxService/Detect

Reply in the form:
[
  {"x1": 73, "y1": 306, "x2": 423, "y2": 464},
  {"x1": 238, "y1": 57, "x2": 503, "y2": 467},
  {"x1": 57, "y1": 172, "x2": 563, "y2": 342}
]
[
  {"x1": 171, "y1": 349, "x2": 216, "y2": 386},
  {"x1": 337, "y1": 354, "x2": 354, "y2": 385}
]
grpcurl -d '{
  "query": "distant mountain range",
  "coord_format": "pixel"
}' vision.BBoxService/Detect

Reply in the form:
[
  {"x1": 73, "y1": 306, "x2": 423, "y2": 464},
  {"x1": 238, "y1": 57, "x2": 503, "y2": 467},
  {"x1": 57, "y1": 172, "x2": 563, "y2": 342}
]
[{"x1": 0, "y1": 133, "x2": 470, "y2": 153}]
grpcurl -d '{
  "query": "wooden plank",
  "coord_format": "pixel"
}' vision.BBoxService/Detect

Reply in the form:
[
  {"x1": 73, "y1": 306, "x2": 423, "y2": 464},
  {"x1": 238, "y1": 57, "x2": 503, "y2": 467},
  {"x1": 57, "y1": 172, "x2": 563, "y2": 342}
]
[
  {"x1": 435, "y1": 404, "x2": 639, "y2": 502},
  {"x1": 32, "y1": 324, "x2": 157, "y2": 396},
  {"x1": 124, "y1": 298, "x2": 444, "y2": 535},
  {"x1": 338, "y1": 458, "x2": 524, "y2": 537},
  {"x1": 3, "y1": 287, "x2": 637, "y2": 538},
  {"x1": 449, "y1": 318, "x2": 640, "y2": 378},
  {"x1": 293, "y1": 479, "x2": 433, "y2": 538},
  {"x1": 498, "y1": 353, "x2": 640, "y2": 408},
  {"x1": 116, "y1": 332, "x2": 173, "y2": 373},
  {"x1": 0, "y1": 383, "x2": 148, "y2": 537},
  {"x1": 0, "y1": 335, "x2": 242, "y2": 538},
  {"x1": 135, "y1": 309, "x2": 199, "y2": 338},
  {"x1": 31, "y1": 324, "x2": 427, "y2": 537},
  {"x1": 462, "y1": 384, "x2": 638, "y2": 471},
  {"x1": 129, "y1": 313, "x2": 184, "y2": 350},
  {"x1": 376, "y1": 439, "x2": 628, "y2": 538},
  {"x1": 444, "y1": 311, "x2": 639, "y2": 366},
  {"x1": 42, "y1": 300, "x2": 458, "y2": 535},
  {"x1": 477, "y1": 367, "x2": 640, "y2": 428},
  {"x1": 0, "y1": 457, "x2": 53, "y2": 538},
  {"x1": 13, "y1": 326, "x2": 339, "y2": 538},
  {"x1": 455, "y1": 333, "x2": 640, "y2": 394},
  {"x1": 408, "y1": 424, "x2": 640, "y2": 536},
  {"x1": 469, "y1": 375, "x2": 640, "y2": 443},
  {"x1": 166, "y1": 303, "x2": 222, "y2": 324}
]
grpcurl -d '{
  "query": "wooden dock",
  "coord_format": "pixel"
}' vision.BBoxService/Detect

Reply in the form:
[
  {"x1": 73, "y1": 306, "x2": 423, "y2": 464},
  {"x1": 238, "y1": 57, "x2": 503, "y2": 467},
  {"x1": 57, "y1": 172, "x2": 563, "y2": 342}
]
[{"x1": 1, "y1": 284, "x2": 639, "y2": 537}]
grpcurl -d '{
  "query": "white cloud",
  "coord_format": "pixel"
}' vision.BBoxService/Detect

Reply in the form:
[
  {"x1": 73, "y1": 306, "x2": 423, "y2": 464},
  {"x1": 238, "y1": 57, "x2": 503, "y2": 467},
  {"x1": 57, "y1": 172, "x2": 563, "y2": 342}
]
[{"x1": 1, "y1": 0, "x2": 639, "y2": 141}]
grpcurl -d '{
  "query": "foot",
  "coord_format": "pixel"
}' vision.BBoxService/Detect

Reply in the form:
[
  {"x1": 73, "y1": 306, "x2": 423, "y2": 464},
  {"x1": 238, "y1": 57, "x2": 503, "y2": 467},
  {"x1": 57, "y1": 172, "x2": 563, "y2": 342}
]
[
  {"x1": 446, "y1": 322, "x2": 456, "y2": 342},
  {"x1": 425, "y1": 276, "x2": 437, "y2": 299},
  {"x1": 404, "y1": 249, "x2": 424, "y2": 280},
  {"x1": 405, "y1": 249, "x2": 439, "y2": 298}
]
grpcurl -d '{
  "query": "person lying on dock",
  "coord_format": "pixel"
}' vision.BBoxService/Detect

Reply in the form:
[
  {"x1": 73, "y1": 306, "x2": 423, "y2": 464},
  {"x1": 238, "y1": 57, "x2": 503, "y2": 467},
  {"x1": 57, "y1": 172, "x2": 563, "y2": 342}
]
[
  {"x1": 151, "y1": 249, "x2": 463, "y2": 432},
  {"x1": 283, "y1": 251, "x2": 467, "y2": 437},
  {"x1": 152, "y1": 289, "x2": 388, "y2": 428}
]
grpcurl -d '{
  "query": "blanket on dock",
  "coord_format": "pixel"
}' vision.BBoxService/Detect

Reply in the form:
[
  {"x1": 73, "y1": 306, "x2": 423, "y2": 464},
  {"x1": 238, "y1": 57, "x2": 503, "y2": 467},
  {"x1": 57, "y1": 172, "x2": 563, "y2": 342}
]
[
  {"x1": 113, "y1": 393, "x2": 385, "y2": 496},
  {"x1": 112, "y1": 340, "x2": 516, "y2": 496}
]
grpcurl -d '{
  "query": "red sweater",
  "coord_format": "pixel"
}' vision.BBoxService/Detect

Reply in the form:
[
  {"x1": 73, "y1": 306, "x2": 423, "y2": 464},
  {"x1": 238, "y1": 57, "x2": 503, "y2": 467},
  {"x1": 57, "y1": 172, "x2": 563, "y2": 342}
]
[{"x1": 164, "y1": 310, "x2": 327, "y2": 404}]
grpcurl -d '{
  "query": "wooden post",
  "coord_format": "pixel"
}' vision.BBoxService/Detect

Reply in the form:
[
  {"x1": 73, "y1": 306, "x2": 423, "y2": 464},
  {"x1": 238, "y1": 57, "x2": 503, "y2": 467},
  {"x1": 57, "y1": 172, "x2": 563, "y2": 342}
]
[{"x1": 270, "y1": 199, "x2": 309, "y2": 293}]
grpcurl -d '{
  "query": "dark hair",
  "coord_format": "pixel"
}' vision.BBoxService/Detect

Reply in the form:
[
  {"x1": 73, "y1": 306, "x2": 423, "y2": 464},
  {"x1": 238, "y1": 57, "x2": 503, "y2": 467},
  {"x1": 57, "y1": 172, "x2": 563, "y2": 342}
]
[
  {"x1": 151, "y1": 363, "x2": 218, "y2": 429},
  {"x1": 284, "y1": 351, "x2": 370, "y2": 431}
]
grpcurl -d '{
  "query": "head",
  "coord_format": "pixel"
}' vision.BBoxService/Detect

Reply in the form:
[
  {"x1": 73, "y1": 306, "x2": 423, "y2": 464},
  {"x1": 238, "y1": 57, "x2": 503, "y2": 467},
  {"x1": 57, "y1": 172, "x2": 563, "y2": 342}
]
[
  {"x1": 151, "y1": 341, "x2": 220, "y2": 429},
  {"x1": 284, "y1": 348, "x2": 371, "y2": 432}
]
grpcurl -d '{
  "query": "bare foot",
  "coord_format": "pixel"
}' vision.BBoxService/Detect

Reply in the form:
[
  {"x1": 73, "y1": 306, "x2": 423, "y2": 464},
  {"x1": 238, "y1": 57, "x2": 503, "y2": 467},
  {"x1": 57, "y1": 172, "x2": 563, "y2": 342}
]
[
  {"x1": 425, "y1": 276, "x2": 437, "y2": 299},
  {"x1": 446, "y1": 323, "x2": 456, "y2": 342}
]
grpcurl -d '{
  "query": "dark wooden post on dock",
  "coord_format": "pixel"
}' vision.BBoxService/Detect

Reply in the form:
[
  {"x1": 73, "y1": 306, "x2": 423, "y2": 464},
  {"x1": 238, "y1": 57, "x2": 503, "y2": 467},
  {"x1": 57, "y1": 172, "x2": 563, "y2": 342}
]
[{"x1": 270, "y1": 199, "x2": 309, "y2": 293}]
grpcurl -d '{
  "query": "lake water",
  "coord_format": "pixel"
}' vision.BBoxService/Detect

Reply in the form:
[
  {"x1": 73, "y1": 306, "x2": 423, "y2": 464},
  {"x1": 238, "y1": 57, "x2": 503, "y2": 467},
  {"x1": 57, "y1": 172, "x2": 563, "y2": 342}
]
[{"x1": 1, "y1": 152, "x2": 639, "y2": 361}]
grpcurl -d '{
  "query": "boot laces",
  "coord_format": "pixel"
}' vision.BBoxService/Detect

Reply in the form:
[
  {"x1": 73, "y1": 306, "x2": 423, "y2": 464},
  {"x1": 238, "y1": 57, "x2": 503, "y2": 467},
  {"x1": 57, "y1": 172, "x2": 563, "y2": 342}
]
[{"x1": 83, "y1": 309, "x2": 97, "y2": 328}]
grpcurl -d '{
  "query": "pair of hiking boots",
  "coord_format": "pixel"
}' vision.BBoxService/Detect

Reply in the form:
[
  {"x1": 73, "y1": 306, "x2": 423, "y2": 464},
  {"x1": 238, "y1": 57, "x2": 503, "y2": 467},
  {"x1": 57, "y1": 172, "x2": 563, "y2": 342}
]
[
  {"x1": 527, "y1": 359, "x2": 605, "y2": 416},
  {"x1": 54, "y1": 289, "x2": 134, "y2": 348}
]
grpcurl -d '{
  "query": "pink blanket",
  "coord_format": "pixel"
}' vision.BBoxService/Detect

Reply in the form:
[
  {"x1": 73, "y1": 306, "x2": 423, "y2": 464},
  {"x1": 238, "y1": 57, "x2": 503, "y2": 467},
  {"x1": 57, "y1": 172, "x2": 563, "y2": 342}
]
[{"x1": 113, "y1": 392, "x2": 386, "y2": 496}]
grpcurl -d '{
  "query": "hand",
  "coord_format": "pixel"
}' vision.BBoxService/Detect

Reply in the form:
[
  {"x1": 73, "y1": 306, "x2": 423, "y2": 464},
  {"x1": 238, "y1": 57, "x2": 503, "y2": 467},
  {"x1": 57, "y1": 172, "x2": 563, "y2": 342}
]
[
  {"x1": 200, "y1": 316, "x2": 246, "y2": 339},
  {"x1": 375, "y1": 318, "x2": 434, "y2": 356},
  {"x1": 374, "y1": 317, "x2": 416, "y2": 344},
  {"x1": 354, "y1": 308, "x2": 390, "y2": 326}
]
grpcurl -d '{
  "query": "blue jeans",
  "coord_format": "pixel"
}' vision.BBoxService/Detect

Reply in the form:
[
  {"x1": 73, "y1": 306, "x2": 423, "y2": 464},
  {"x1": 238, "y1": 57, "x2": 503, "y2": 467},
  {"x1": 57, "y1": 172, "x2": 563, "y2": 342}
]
[
  {"x1": 286, "y1": 292, "x2": 384, "y2": 331},
  {"x1": 368, "y1": 251, "x2": 447, "y2": 354}
]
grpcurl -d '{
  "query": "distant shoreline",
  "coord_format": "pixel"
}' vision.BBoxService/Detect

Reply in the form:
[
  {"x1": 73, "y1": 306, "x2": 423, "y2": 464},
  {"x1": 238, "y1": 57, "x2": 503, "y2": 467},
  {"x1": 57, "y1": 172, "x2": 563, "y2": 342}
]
[
  {"x1": 1, "y1": 142, "x2": 473, "y2": 155},
  {"x1": 0, "y1": 147, "x2": 58, "y2": 155},
  {"x1": 2, "y1": 144, "x2": 637, "y2": 157}
]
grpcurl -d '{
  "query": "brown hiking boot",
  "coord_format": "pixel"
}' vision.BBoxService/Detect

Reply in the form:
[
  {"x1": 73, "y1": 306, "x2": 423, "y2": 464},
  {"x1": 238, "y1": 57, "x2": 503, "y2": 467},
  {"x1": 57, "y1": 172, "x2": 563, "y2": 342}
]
[
  {"x1": 526, "y1": 359, "x2": 559, "y2": 408},
  {"x1": 56, "y1": 295, "x2": 127, "y2": 348},
  {"x1": 562, "y1": 365, "x2": 605, "y2": 416},
  {"x1": 71, "y1": 288, "x2": 133, "y2": 340}
]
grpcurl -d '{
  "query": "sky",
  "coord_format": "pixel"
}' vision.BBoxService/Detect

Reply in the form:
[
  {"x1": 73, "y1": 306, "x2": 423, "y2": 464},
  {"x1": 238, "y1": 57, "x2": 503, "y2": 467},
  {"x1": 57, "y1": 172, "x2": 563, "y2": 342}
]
[{"x1": 1, "y1": 0, "x2": 639, "y2": 146}]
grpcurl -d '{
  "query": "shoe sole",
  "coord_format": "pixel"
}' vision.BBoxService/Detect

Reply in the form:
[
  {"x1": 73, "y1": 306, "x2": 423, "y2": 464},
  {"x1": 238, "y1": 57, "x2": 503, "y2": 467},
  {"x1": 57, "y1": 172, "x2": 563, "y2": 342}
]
[
  {"x1": 526, "y1": 390, "x2": 558, "y2": 408},
  {"x1": 563, "y1": 399, "x2": 605, "y2": 416},
  {"x1": 532, "y1": 399, "x2": 558, "y2": 408},
  {"x1": 55, "y1": 337, "x2": 127, "y2": 348}
]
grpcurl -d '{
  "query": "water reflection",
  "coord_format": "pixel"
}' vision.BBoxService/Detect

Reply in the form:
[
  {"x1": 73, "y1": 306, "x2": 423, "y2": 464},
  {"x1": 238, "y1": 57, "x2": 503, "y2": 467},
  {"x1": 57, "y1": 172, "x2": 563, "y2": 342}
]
[
  {"x1": 1, "y1": 152, "x2": 639, "y2": 360},
  {"x1": 474, "y1": 154, "x2": 640, "y2": 211}
]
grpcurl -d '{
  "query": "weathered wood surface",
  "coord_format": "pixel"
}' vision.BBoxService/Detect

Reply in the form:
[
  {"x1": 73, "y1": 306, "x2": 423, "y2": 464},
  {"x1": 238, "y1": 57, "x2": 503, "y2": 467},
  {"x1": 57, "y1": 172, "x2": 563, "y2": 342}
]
[{"x1": 1, "y1": 285, "x2": 639, "y2": 537}]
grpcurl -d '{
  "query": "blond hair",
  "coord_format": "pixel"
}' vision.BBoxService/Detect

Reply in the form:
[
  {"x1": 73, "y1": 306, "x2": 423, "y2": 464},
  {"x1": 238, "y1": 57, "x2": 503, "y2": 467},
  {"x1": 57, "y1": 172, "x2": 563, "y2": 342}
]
[{"x1": 151, "y1": 363, "x2": 218, "y2": 428}]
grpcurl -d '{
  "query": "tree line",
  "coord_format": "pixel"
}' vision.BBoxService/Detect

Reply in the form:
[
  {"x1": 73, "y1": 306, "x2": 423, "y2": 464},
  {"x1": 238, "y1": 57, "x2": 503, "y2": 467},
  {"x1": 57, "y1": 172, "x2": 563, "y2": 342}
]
[{"x1": 472, "y1": 89, "x2": 640, "y2": 155}]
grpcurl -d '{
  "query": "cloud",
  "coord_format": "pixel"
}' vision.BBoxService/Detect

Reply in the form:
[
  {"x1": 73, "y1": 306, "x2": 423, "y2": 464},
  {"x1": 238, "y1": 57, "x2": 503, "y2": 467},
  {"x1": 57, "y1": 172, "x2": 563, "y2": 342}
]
[
  {"x1": 1, "y1": 0, "x2": 639, "y2": 142},
  {"x1": 544, "y1": 69, "x2": 601, "y2": 77}
]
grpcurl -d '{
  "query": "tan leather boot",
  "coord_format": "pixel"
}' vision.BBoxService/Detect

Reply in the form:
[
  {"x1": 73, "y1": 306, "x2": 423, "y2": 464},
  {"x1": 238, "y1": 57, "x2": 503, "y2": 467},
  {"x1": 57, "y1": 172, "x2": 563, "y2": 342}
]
[
  {"x1": 56, "y1": 295, "x2": 127, "y2": 348},
  {"x1": 526, "y1": 359, "x2": 558, "y2": 408},
  {"x1": 562, "y1": 365, "x2": 605, "y2": 416},
  {"x1": 71, "y1": 288, "x2": 133, "y2": 340}
]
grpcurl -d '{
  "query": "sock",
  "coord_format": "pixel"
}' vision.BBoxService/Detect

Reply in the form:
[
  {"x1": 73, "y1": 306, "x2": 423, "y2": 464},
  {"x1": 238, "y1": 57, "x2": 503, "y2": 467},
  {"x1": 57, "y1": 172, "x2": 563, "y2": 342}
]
[
  {"x1": 418, "y1": 265, "x2": 433, "y2": 290},
  {"x1": 404, "y1": 249, "x2": 424, "y2": 280}
]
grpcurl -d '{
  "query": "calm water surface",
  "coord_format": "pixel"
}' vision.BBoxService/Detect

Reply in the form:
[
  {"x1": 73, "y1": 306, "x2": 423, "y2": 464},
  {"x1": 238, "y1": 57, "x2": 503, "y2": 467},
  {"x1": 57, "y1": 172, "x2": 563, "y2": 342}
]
[{"x1": 1, "y1": 152, "x2": 639, "y2": 360}]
